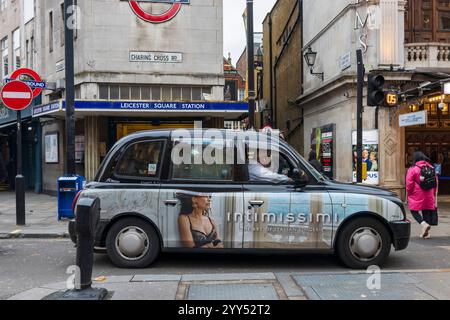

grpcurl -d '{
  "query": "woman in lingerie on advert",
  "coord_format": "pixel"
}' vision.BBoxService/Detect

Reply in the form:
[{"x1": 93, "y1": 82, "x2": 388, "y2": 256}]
[{"x1": 178, "y1": 194, "x2": 223, "y2": 249}]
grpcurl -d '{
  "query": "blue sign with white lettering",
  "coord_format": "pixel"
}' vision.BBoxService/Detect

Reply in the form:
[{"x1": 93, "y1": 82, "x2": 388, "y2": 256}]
[
  {"x1": 62, "y1": 101, "x2": 249, "y2": 112},
  {"x1": 5, "y1": 78, "x2": 46, "y2": 89}
]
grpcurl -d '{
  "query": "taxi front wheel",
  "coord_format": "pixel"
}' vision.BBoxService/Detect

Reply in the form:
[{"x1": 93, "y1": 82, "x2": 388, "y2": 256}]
[
  {"x1": 106, "y1": 217, "x2": 160, "y2": 268},
  {"x1": 336, "y1": 217, "x2": 392, "y2": 269}
]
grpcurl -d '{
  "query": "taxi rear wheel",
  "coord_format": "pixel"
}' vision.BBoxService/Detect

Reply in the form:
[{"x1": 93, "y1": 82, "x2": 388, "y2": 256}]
[
  {"x1": 106, "y1": 217, "x2": 160, "y2": 268},
  {"x1": 336, "y1": 217, "x2": 391, "y2": 269}
]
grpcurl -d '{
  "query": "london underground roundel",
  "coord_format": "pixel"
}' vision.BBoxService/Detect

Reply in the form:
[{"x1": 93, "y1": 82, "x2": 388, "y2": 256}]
[{"x1": 129, "y1": 0, "x2": 189, "y2": 24}]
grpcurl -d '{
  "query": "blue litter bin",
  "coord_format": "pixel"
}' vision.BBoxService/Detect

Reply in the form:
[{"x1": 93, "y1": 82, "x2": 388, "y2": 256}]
[{"x1": 57, "y1": 176, "x2": 86, "y2": 220}]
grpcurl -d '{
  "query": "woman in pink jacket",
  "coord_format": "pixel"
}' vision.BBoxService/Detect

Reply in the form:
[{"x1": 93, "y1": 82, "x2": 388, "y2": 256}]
[{"x1": 406, "y1": 151, "x2": 437, "y2": 239}]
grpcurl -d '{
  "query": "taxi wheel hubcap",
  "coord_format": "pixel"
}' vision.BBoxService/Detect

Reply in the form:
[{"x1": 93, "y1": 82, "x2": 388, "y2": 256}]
[
  {"x1": 349, "y1": 227, "x2": 382, "y2": 262},
  {"x1": 115, "y1": 226, "x2": 150, "y2": 261}
]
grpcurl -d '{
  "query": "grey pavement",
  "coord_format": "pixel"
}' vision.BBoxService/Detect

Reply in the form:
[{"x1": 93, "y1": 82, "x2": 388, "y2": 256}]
[
  {"x1": 6, "y1": 270, "x2": 450, "y2": 300},
  {"x1": 1, "y1": 191, "x2": 450, "y2": 300},
  {"x1": 0, "y1": 191, "x2": 69, "y2": 238}
]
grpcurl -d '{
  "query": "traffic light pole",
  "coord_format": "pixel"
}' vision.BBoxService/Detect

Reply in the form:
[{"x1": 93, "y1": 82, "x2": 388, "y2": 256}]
[
  {"x1": 356, "y1": 50, "x2": 365, "y2": 184},
  {"x1": 65, "y1": 0, "x2": 76, "y2": 176},
  {"x1": 246, "y1": 0, "x2": 255, "y2": 130},
  {"x1": 16, "y1": 109, "x2": 25, "y2": 225}
]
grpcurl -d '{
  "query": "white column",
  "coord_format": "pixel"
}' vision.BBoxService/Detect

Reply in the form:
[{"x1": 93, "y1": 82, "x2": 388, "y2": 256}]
[{"x1": 379, "y1": 0, "x2": 400, "y2": 65}]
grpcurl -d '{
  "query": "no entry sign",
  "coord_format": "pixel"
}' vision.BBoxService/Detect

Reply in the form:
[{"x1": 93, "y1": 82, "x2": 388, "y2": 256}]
[{"x1": 0, "y1": 80, "x2": 34, "y2": 111}]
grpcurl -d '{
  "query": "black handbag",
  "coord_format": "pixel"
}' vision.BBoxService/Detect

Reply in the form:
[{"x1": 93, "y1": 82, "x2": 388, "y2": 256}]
[{"x1": 423, "y1": 209, "x2": 439, "y2": 226}]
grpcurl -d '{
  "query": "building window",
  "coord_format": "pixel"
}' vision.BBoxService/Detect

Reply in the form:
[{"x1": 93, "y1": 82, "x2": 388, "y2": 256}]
[
  {"x1": 192, "y1": 87, "x2": 201, "y2": 101},
  {"x1": 182, "y1": 87, "x2": 191, "y2": 100},
  {"x1": 110, "y1": 85, "x2": 119, "y2": 100},
  {"x1": 12, "y1": 29, "x2": 21, "y2": 70},
  {"x1": 1, "y1": 37, "x2": 8, "y2": 79},
  {"x1": 97, "y1": 84, "x2": 213, "y2": 101},
  {"x1": 99, "y1": 85, "x2": 108, "y2": 100},
  {"x1": 141, "y1": 86, "x2": 151, "y2": 100},
  {"x1": 0, "y1": 0, "x2": 7, "y2": 11},
  {"x1": 162, "y1": 87, "x2": 171, "y2": 100},
  {"x1": 131, "y1": 86, "x2": 141, "y2": 100},
  {"x1": 172, "y1": 87, "x2": 182, "y2": 100},
  {"x1": 75, "y1": 85, "x2": 81, "y2": 99},
  {"x1": 439, "y1": 11, "x2": 450, "y2": 30},
  {"x1": 120, "y1": 85, "x2": 130, "y2": 100},
  {"x1": 152, "y1": 86, "x2": 161, "y2": 100},
  {"x1": 49, "y1": 11, "x2": 54, "y2": 52},
  {"x1": 24, "y1": 0, "x2": 35, "y2": 24},
  {"x1": 61, "y1": 3, "x2": 65, "y2": 46},
  {"x1": 26, "y1": 40, "x2": 29, "y2": 69},
  {"x1": 30, "y1": 37, "x2": 34, "y2": 69}
]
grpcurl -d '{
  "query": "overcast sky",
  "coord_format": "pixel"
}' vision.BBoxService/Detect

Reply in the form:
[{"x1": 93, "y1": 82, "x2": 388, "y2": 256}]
[{"x1": 223, "y1": 0, "x2": 277, "y2": 65}]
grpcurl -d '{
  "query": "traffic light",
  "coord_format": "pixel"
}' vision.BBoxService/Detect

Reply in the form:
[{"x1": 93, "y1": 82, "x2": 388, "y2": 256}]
[{"x1": 367, "y1": 73, "x2": 385, "y2": 106}]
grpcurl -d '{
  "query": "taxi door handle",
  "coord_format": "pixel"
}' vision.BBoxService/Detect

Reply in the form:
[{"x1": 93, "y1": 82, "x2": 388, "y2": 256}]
[
  {"x1": 249, "y1": 200, "x2": 265, "y2": 207},
  {"x1": 164, "y1": 200, "x2": 179, "y2": 207}
]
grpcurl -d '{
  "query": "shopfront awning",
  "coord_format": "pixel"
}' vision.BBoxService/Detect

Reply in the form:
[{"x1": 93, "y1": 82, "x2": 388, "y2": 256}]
[{"x1": 32, "y1": 100, "x2": 249, "y2": 120}]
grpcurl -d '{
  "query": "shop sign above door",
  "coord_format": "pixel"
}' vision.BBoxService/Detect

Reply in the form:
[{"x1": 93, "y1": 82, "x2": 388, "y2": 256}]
[{"x1": 128, "y1": 0, "x2": 189, "y2": 24}]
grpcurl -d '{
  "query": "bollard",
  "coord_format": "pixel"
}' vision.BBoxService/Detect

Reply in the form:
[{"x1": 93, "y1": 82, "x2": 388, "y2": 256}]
[{"x1": 44, "y1": 197, "x2": 108, "y2": 300}]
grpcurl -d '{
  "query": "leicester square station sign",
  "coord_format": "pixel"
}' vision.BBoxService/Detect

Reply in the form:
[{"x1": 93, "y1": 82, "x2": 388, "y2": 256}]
[{"x1": 128, "y1": 0, "x2": 190, "y2": 24}]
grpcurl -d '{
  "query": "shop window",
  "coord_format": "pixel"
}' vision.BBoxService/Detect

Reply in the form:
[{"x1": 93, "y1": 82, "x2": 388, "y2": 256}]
[
  {"x1": 110, "y1": 85, "x2": 119, "y2": 100},
  {"x1": 120, "y1": 86, "x2": 130, "y2": 100},
  {"x1": 152, "y1": 86, "x2": 161, "y2": 100},
  {"x1": 115, "y1": 141, "x2": 163, "y2": 179},
  {"x1": 431, "y1": 104, "x2": 437, "y2": 115},
  {"x1": 439, "y1": 0, "x2": 450, "y2": 7},
  {"x1": 192, "y1": 87, "x2": 202, "y2": 101},
  {"x1": 141, "y1": 86, "x2": 151, "y2": 100},
  {"x1": 172, "y1": 87, "x2": 181, "y2": 100},
  {"x1": 131, "y1": 86, "x2": 141, "y2": 100},
  {"x1": 162, "y1": 87, "x2": 171, "y2": 100},
  {"x1": 99, "y1": 84, "x2": 109, "y2": 100}
]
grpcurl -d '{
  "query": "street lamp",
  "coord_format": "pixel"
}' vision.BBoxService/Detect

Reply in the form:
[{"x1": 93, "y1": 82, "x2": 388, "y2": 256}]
[{"x1": 304, "y1": 47, "x2": 324, "y2": 81}]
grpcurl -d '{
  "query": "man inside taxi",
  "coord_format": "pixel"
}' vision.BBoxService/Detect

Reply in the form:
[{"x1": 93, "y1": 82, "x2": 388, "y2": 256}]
[{"x1": 248, "y1": 149, "x2": 292, "y2": 184}]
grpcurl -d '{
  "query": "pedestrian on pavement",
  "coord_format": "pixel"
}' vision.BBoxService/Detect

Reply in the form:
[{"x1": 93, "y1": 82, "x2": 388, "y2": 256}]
[
  {"x1": 406, "y1": 151, "x2": 438, "y2": 239},
  {"x1": 309, "y1": 150, "x2": 323, "y2": 173}
]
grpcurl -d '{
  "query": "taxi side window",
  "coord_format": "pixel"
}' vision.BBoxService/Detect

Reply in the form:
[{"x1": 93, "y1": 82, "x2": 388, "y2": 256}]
[
  {"x1": 114, "y1": 141, "x2": 163, "y2": 179},
  {"x1": 171, "y1": 140, "x2": 234, "y2": 181}
]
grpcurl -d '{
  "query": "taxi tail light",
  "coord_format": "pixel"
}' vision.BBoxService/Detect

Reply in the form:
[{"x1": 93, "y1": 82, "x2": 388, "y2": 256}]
[{"x1": 72, "y1": 191, "x2": 82, "y2": 215}]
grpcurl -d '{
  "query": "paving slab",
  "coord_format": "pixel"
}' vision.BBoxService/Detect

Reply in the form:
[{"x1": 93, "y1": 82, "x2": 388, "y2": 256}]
[
  {"x1": 275, "y1": 273, "x2": 305, "y2": 298},
  {"x1": 7, "y1": 288, "x2": 57, "y2": 300},
  {"x1": 182, "y1": 272, "x2": 276, "y2": 282},
  {"x1": 186, "y1": 283, "x2": 279, "y2": 300},
  {"x1": 96, "y1": 282, "x2": 179, "y2": 300},
  {"x1": 132, "y1": 274, "x2": 182, "y2": 282}
]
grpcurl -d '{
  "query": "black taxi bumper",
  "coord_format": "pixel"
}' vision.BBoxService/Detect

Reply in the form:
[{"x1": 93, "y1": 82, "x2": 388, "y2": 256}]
[{"x1": 389, "y1": 220, "x2": 411, "y2": 251}]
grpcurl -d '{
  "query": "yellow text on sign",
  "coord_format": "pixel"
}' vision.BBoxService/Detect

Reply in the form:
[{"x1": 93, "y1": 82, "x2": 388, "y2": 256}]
[{"x1": 386, "y1": 93, "x2": 398, "y2": 106}]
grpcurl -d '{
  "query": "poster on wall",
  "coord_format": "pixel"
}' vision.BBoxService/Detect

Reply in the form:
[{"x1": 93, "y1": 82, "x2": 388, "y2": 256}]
[
  {"x1": 45, "y1": 133, "x2": 59, "y2": 164},
  {"x1": 352, "y1": 130, "x2": 379, "y2": 185},
  {"x1": 75, "y1": 135, "x2": 85, "y2": 164},
  {"x1": 311, "y1": 124, "x2": 335, "y2": 179}
]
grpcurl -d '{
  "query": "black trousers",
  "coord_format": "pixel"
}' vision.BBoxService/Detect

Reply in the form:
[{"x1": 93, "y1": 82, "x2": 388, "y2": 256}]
[{"x1": 411, "y1": 210, "x2": 434, "y2": 224}]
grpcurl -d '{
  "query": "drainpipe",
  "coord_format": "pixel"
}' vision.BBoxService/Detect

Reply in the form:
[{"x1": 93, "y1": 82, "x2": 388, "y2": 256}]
[
  {"x1": 269, "y1": 15, "x2": 275, "y2": 127},
  {"x1": 299, "y1": 0, "x2": 304, "y2": 95}
]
